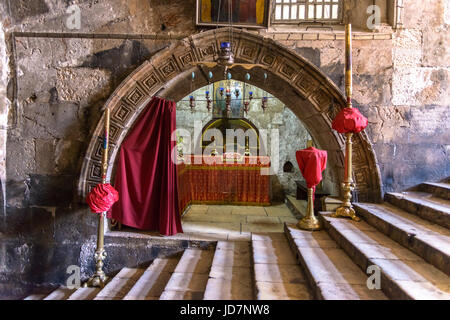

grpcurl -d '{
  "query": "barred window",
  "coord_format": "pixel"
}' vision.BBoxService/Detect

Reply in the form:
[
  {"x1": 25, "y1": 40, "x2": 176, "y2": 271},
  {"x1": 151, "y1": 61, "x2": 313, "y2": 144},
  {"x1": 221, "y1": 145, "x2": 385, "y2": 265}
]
[{"x1": 273, "y1": 0, "x2": 342, "y2": 23}]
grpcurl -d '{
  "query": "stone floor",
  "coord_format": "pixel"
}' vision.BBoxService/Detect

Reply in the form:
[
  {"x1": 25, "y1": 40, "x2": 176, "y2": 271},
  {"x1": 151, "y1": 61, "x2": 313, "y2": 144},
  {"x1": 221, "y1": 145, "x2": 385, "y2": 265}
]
[{"x1": 181, "y1": 203, "x2": 300, "y2": 241}]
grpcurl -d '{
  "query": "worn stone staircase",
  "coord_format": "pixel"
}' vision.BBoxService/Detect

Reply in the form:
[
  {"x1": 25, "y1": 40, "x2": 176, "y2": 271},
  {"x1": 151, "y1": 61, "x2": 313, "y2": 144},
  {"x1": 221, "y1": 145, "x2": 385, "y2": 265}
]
[
  {"x1": 25, "y1": 232, "x2": 312, "y2": 300},
  {"x1": 286, "y1": 179, "x2": 450, "y2": 300},
  {"x1": 25, "y1": 180, "x2": 450, "y2": 300}
]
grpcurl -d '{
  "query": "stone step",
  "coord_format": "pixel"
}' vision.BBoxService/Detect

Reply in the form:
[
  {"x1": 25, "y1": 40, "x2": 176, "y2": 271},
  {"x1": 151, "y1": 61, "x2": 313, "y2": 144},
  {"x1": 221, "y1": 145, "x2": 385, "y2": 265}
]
[
  {"x1": 320, "y1": 213, "x2": 450, "y2": 300},
  {"x1": 67, "y1": 287, "x2": 101, "y2": 300},
  {"x1": 385, "y1": 191, "x2": 450, "y2": 229},
  {"x1": 23, "y1": 294, "x2": 46, "y2": 300},
  {"x1": 123, "y1": 256, "x2": 181, "y2": 300},
  {"x1": 418, "y1": 182, "x2": 450, "y2": 200},
  {"x1": 355, "y1": 202, "x2": 450, "y2": 276},
  {"x1": 285, "y1": 195, "x2": 306, "y2": 218},
  {"x1": 43, "y1": 287, "x2": 76, "y2": 300},
  {"x1": 203, "y1": 241, "x2": 254, "y2": 300},
  {"x1": 285, "y1": 224, "x2": 388, "y2": 300},
  {"x1": 93, "y1": 267, "x2": 145, "y2": 300},
  {"x1": 251, "y1": 233, "x2": 313, "y2": 300},
  {"x1": 159, "y1": 248, "x2": 214, "y2": 300}
]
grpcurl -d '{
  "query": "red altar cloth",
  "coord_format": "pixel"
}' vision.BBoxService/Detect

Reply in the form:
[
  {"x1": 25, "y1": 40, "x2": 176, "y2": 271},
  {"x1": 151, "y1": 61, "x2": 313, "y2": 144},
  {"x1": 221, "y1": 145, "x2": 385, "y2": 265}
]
[{"x1": 178, "y1": 155, "x2": 271, "y2": 212}]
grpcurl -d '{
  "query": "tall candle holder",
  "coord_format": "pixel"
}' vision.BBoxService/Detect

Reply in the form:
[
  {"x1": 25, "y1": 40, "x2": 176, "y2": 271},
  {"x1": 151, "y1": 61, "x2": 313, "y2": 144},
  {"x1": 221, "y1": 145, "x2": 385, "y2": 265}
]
[
  {"x1": 331, "y1": 24, "x2": 363, "y2": 222},
  {"x1": 83, "y1": 108, "x2": 110, "y2": 288}
]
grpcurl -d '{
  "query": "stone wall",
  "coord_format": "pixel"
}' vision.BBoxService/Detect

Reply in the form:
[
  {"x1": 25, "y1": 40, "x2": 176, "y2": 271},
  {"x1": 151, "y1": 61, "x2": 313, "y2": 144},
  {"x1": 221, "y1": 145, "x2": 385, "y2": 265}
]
[{"x1": 0, "y1": 0, "x2": 448, "y2": 298}]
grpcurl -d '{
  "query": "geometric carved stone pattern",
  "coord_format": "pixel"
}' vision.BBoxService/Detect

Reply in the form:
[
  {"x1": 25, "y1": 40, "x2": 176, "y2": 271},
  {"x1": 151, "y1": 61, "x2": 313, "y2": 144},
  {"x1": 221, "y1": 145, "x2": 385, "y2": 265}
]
[
  {"x1": 325, "y1": 100, "x2": 340, "y2": 123},
  {"x1": 112, "y1": 102, "x2": 134, "y2": 125},
  {"x1": 294, "y1": 70, "x2": 320, "y2": 97},
  {"x1": 92, "y1": 137, "x2": 105, "y2": 162},
  {"x1": 141, "y1": 72, "x2": 161, "y2": 93},
  {"x1": 352, "y1": 139, "x2": 367, "y2": 167},
  {"x1": 278, "y1": 60, "x2": 298, "y2": 80},
  {"x1": 310, "y1": 87, "x2": 332, "y2": 112},
  {"x1": 259, "y1": 52, "x2": 277, "y2": 68},
  {"x1": 78, "y1": 28, "x2": 382, "y2": 203},
  {"x1": 92, "y1": 137, "x2": 117, "y2": 162},
  {"x1": 88, "y1": 162, "x2": 103, "y2": 181},
  {"x1": 86, "y1": 180, "x2": 101, "y2": 194},
  {"x1": 157, "y1": 58, "x2": 179, "y2": 80},
  {"x1": 353, "y1": 167, "x2": 370, "y2": 202},
  {"x1": 237, "y1": 41, "x2": 259, "y2": 62},
  {"x1": 108, "y1": 122, "x2": 122, "y2": 144},
  {"x1": 197, "y1": 43, "x2": 216, "y2": 60},
  {"x1": 178, "y1": 51, "x2": 196, "y2": 68},
  {"x1": 125, "y1": 85, "x2": 146, "y2": 107}
]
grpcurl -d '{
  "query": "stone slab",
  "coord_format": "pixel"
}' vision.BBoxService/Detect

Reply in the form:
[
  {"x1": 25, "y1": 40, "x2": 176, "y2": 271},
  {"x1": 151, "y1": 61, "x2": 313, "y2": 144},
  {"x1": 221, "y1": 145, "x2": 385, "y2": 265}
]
[
  {"x1": 43, "y1": 287, "x2": 75, "y2": 300},
  {"x1": 163, "y1": 273, "x2": 209, "y2": 292},
  {"x1": 67, "y1": 287, "x2": 101, "y2": 300},
  {"x1": 243, "y1": 223, "x2": 284, "y2": 233},
  {"x1": 253, "y1": 263, "x2": 306, "y2": 284},
  {"x1": 231, "y1": 206, "x2": 267, "y2": 216},
  {"x1": 255, "y1": 282, "x2": 312, "y2": 300},
  {"x1": 265, "y1": 205, "x2": 295, "y2": 217},
  {"x1": 204, "y1": 278, "x2": 254, "y2": 300},
  {"x1": 211, "y1": 246, "x2": 251, "y2": 268},
  {"x1": 174, "y1": 249, "x2": 214, "y2": 274},
  {"x1": 159, "y1": 290, "x2": 204, "y2": 300}
]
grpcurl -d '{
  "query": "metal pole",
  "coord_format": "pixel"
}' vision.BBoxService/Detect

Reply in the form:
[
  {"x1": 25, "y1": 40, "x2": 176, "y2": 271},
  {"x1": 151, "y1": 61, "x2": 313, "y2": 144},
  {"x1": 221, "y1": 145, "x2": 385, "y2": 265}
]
[
  {"x1": 297, "y1": 187, "x2": 322, "y2": 231},
  {"x1": 332, "y1": 24, "x2": 360, "y2": 222},
  {"x1": 84, "y1": 108, "x2": 110, "y2": 287}
]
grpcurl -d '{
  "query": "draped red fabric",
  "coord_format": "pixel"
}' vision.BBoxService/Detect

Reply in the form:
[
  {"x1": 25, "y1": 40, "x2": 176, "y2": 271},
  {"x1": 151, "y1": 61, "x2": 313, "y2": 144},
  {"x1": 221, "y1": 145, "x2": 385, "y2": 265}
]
[
  {"x1": 87, "y1": 183, "x2": 119, "y2": 213},
  {"x1": 332, "y1": 107, "x2": 368, "y2": 134},
  {"x1": 108, "y1": 96, "x2": 183, "y2": 236},
  {"x1": 295, "y1": 147, "x2": 328, "y2": 199}
]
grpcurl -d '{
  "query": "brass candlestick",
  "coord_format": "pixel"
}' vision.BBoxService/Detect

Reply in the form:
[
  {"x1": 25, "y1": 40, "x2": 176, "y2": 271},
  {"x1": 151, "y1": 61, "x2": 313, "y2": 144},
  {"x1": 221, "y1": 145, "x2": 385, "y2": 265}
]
[
  {"x1": 244, "y1": 136, "x2": 250, "y2": 156},
  {"x1": 331, "y1": 24, "x2": 360, "y2": 222},
  {"x1": 84, "y1": 108, "x2": 110, "y2": 288},
  {"x1": 297, "y1": 187, "x2": 322, "y2": 231}
]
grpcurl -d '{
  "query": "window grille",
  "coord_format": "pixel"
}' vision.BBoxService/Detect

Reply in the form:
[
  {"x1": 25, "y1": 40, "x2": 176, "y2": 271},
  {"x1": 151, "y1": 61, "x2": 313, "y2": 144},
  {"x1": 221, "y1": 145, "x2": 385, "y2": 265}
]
[{"x1": 273, "y1": 0, "x2": 342, "y2": 23}]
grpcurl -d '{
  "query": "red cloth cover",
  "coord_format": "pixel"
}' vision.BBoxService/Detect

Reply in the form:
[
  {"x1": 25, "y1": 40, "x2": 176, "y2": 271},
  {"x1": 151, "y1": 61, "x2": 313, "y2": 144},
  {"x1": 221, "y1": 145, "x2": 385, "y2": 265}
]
[
  {"x1": 177, "y1": 155, "x2": 271, "y2": 211},
  {"x1": 108, "y1": 96, "x2": 183, "y2": 236},
  {"x1": 295, "y1": 147, "x2": 328, "y2": 198},
  {"x1": 86, "y1": 183, "x2": 119, "y2": 213},
  {"x1": 332, "y1": 107, "x2": 368, "y2": 134}
]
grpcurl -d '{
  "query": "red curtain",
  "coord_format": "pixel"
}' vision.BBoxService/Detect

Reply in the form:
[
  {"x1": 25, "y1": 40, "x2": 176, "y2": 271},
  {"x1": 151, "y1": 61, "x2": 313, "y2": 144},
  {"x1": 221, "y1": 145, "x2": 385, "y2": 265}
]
[{"x1": 108, "y1": 96, "x2": 183, "y2": 236}]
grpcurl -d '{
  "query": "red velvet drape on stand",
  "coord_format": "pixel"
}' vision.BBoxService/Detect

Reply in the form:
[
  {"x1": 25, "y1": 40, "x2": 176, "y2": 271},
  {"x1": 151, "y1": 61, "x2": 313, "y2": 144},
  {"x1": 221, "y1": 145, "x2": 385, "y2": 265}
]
[
  {"x1": 108, "y1": 96, "x2": 183, "y2": 236},
  {"x1": 295, "y1": 147, "x2": 328, "y2": 199}
]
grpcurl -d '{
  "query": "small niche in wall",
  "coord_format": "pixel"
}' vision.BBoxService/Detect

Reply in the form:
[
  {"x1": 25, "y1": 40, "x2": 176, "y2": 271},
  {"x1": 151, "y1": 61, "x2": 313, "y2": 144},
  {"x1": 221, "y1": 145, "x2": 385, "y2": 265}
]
[{"x1": 283, "y1": 161, "x2": 294, "y2": 173}]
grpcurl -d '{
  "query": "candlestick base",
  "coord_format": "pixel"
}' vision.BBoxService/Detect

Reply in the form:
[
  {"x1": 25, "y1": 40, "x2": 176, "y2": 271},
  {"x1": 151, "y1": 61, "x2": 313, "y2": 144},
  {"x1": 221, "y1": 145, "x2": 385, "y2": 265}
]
[
  {"x1": 297, "y1": 215, "x2": 322, "y2": 231},
  {"x1": 297, "y1": 187, "x2": 322, "y2": 231},
  {"x1": 83, "y1": 248, "x2": 108, "y2": 288},
  {"x1": 331, "y1": 206, "x2": 361, "y2": 222},
  {"x1": 83, "y1": 273, "x2": 108, "y2": 288}
]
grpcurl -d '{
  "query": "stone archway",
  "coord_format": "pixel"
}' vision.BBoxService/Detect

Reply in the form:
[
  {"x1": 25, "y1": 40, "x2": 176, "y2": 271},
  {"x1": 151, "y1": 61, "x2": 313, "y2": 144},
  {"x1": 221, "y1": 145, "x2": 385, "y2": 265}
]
[{"x1": 78, "y1": 28, "x2": 382, "y2": 203}]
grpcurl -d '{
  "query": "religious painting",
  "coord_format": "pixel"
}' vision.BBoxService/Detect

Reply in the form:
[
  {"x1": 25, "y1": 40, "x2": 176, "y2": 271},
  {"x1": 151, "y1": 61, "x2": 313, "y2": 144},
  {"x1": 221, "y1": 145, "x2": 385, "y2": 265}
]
[
  {"x1": 196, "y1": 0, "x2": 269, "y2": 28},
  {"x1": 212, "y1": 80, "x2": 245, "y2": 119}
]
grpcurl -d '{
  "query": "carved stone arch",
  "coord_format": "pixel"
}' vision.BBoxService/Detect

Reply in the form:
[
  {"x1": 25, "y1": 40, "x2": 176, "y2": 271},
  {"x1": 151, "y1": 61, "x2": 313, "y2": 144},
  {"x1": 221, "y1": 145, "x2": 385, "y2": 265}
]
[{"x1": 78, "y1": 28, "x2": 382, "y2": 203}]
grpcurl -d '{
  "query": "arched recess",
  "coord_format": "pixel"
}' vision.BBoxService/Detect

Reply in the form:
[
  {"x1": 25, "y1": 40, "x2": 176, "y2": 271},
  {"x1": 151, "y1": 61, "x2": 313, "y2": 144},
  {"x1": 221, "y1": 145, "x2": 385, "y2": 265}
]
[{"x1": 78, "y1": 28, "x2": 382, "y2": 203}]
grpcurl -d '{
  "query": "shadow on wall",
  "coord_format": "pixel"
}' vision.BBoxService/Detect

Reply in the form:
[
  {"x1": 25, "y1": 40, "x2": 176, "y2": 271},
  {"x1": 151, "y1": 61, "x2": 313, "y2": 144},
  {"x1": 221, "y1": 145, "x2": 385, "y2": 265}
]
[{"x1": 271, "y1": 175, "x2": 285, "y2": 202}]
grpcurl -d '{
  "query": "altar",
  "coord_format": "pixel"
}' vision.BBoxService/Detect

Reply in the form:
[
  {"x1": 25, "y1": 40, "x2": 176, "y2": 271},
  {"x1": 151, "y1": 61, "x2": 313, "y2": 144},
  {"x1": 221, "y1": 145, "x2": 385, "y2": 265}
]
[{"x1": 178, "y1": 155, "x2": 271, "y2": 212}]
